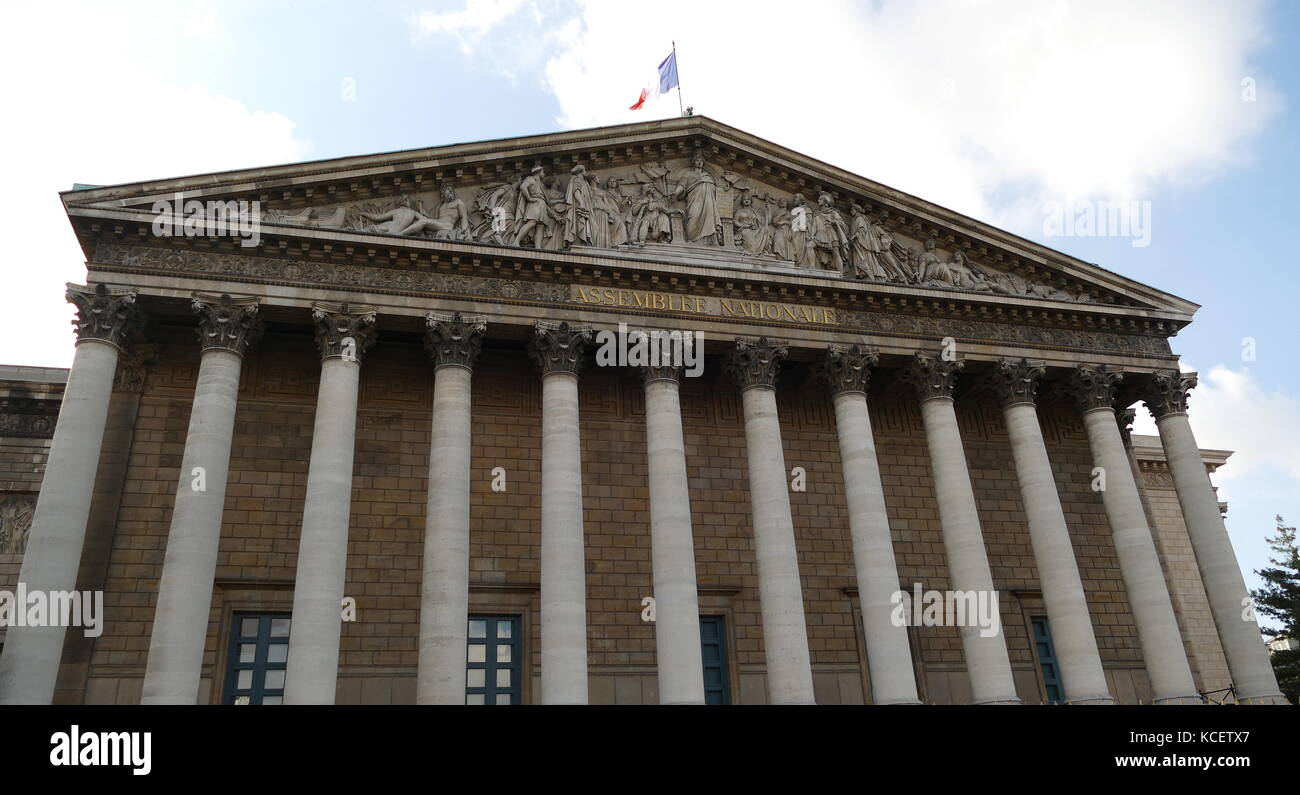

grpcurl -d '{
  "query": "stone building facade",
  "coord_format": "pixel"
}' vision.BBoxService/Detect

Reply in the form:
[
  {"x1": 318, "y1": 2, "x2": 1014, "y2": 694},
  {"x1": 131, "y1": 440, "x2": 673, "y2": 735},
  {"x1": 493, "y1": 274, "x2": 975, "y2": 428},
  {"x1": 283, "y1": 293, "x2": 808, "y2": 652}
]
[{"x1": 0, "y1": 117, "x2": 1283, "y2": 704}]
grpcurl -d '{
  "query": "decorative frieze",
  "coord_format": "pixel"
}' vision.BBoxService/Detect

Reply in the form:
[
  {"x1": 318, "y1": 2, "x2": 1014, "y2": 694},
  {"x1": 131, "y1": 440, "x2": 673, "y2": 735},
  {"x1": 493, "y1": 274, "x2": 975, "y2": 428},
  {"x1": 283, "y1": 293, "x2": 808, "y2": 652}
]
[
  {"x1": 726, "y1": 337, "x2": 788, "y2": 390},
  {"x1": 66, "y1": 282, "x2": 138, "y2": 348},
  {"x1": 311, "y1": 302, "x2": 378, "y2": 362},
  {"x1": 424, "y1": 311, "x2": 486, "y2": 370},
  {"x1": 905, "y1": 352, "x2": 963, "y2": 402},
  {"x1": 1142, "y1": 370, "x2": 1197, "y2": 419},
  {"x1": 818, "y1": 344, "x2": 878, "y2": 396},
  {"x1": 529, "y1": 321, "x2": 592, "y2": 376},
  {"x1": 0, "y1": 398, "x2": 58, "y2": 438},
  {"x1": 94, "y1": 243, "x2": 1176, "y2": 359},
  {"x1": 1067, "y1": 364, "x2": 1124, "y2": 412},
  {"x1": 988, "y1": 358, "x2": 1046, "y2": 407},
  {"x1": 193, "y1": 293, "x2": 262, "y2": 355}
]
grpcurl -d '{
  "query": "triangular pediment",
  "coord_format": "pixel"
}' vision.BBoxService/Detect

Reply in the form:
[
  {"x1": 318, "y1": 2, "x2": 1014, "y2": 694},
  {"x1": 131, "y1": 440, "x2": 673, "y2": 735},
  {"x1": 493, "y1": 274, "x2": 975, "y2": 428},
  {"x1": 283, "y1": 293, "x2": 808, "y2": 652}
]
[{"x1": 61, "y1": 116, "x2": 1197, "y2": 319}]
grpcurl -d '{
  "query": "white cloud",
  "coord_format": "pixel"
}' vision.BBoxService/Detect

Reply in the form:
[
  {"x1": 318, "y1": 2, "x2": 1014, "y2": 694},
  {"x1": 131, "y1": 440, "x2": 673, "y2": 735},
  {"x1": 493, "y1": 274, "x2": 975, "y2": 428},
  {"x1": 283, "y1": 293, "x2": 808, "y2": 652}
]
[
  {"x1": 411, "y1": 0, "x2": 525, "y2": 54},
  {"x1": 417, "y1": 0, "x2": 1278, "y2": 232},
  {"x1": 0, "y1": 4, "x2": 311, "y2": 369}
]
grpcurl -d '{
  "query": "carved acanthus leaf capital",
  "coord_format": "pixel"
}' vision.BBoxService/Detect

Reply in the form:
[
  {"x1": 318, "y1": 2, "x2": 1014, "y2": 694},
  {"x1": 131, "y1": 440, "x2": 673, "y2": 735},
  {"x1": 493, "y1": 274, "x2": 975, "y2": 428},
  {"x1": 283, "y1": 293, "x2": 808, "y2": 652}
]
[
  {"x1": 113, "y1": 343, "x2": 161, "y2": 393},
  {"x1": 726, "y1": 337, "x2": 788, "y2": 390},
  {"x1": 641, "y1": 364, "x2": 681, "y2": 385},
  {"x1": 1067, "y1": 364, "x2": 1124, "y2": 413},
  {"x1": 311, "y1": 301, "x2": 378, "y2": 362},
  {"x1": 1117, "y1": 407, "x2": 1137, "y2": 447},
  {"x1": 425, "y1": 311, "x2": 486, "y2": 370},
  {"x1": 988, "y1": 358, "x2": 1046, "y2": 407},
  {"x1": 529, "y1": 320, "x2": 592, "y2": 376},
  {"x1": 193, "y1": 293, "x2": 261, "y2": 355},
  {"x1": 66, "y1": 283, "x2": 139, "y2": 348},
  {"x1": 818, "y1": 344, "x2": 879, "y2": 396},
  {"x1": 905, "y1": 352, "x2": 963, "y2": 402},
  {"x1": 1143, "y1": 370, "x2": 1197, "y2": 419}
]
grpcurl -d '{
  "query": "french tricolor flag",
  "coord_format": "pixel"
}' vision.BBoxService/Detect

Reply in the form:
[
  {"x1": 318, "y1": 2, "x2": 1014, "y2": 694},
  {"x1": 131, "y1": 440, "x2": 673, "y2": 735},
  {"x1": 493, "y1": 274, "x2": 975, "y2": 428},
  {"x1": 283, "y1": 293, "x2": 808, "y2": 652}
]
[{"x1": 629, "y1": 51, "x2": 679, "y2": 110}]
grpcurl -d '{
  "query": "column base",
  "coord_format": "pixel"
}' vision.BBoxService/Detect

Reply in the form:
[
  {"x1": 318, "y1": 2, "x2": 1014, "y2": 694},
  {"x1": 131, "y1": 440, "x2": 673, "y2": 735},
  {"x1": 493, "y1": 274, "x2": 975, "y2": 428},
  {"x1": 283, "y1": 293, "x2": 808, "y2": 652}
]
[
  {"x1": 1063, "y1": 695, "x2": 1116, "y2": 705},
  {"x1": 874, "y1": 698, "x2": 925, "y2": 705},
  {"x1": 972, "y1": 697, "x2": 1023, "y2": 705},
  {"x1": 1152, "y1": 693, "x2": 1204, "y2": 705},
  {"x1": 1236, "y1": 691, "x2": 1289, "y2": 705}
]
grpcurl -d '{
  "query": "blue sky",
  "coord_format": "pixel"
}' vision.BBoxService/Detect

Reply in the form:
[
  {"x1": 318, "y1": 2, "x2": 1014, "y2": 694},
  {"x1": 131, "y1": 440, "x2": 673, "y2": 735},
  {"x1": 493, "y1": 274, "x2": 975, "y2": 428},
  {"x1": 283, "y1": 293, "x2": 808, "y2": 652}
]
[{"x1": 1, "y1": 0, "x2": 1295, "y2": 610}]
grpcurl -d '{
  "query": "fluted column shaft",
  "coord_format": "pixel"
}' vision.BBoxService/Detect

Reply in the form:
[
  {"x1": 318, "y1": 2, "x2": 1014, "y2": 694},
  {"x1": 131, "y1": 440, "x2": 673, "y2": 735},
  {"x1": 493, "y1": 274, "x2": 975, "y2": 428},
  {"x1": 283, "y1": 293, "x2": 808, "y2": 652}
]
[
  {"x1": 643, "y1": 367, "x2": 706, "y2": 705},
  {"x1": 531, "y1": 322, "x2": 591, "y2": 704},
  {"x1": 1070, "y1": 366, "x2": 1199, "y2": 703},
  {"x1": 729, "y1": 337, "x2": 815, "y2": 705},
  {"x1": 143, "y1": 295, "x2": 258, "y2": 704},
  {"x1": 908, "y1": 354, "x2": 1019, "y2": 704},
  {"x1": 821, "y1": 346, "x2": 919, "y2": 704},
  {"x1": 284, "y1": 304, "x2": 376, "y2": 704},
  {"x1": 1145, "y1": 373, "x2": 1285, "y2": 704},
  {"x1": 417, "y1": 313, "x2": 484, "y2": 704},
  {"x1": 992, "y1": 359, "x2": 1112, "y2": 704},
  {"x1": 0, "y1": 284, "x2": 137, "y2": 705}
]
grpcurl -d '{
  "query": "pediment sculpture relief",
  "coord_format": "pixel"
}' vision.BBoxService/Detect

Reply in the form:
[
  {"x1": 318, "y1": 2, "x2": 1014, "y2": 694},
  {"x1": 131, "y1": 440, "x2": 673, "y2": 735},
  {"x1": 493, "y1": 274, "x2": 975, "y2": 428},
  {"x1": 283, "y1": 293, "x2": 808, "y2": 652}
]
[{"x1": 261, "y1": 156, "x2": 1092, "y2": 303}]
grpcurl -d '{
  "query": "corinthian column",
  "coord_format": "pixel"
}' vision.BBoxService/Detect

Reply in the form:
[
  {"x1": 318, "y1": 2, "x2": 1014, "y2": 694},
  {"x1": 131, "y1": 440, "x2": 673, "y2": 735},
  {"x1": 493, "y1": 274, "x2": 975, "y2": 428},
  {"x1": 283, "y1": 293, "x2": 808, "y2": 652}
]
[
  {"x1": 528, "y1": 321, "x2": 592, "y2": 704},
  {"x1": 417, "y1": 312, "x2": 485, "y2": 705},
  {"x1": 905, "y1": 352, "x2": 1019, "y2": 704},
  {"x1": 1143, "y1": 371, "x2": 1286, "y2": 704},
  {"x1": 0, "y1": 284, "x2": 138, "y2": 705},
  {"x1": 284, "y1": 303, "x2": 377, "y2": 704},
  {"x1": 143, "y1": 294, "x2": 261, "y2": 704},
  {"x1": 642, "y1": 364, "x2": 706, "y2": 705},
  {"x1": 819, "y1": 345, "x2": 919, "y2": 704},
  {"x1": 1068, "y1": 365, "x2": 1199, "y2": 703},
  {"x1": 989, "y1": 359, "x2": 1112, "y2": 704},
  {"x1": 726, "y1": 337, "x2": 815, "y2": 704}
]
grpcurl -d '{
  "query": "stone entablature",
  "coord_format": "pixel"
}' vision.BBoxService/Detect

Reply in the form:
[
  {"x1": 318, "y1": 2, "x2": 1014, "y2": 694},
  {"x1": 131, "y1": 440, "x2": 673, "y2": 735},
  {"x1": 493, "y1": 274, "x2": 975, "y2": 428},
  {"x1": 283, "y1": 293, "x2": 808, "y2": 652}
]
[{"x1": 91, "y1": 242, "x2": 1177, "y2": 364}]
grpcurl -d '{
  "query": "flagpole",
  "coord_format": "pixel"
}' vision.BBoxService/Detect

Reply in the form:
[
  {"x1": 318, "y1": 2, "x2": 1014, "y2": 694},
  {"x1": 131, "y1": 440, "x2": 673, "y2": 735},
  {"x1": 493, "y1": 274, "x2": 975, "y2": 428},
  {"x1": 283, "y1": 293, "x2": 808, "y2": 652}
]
[{"x1": 673, "y1": 41, "x2": 684, "y2": 117}]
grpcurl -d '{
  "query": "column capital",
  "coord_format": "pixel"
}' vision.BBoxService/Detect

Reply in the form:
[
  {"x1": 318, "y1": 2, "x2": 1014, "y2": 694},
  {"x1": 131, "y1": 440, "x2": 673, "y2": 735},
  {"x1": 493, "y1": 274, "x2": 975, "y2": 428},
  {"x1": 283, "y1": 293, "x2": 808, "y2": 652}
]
[
  {"x1": 726, "y1": 336, "x2": 787, "y2": 390},
  {"x1": 529, "y1": 320, "x2": 592, "y2": 376},
  {"x1": 424, "y1": 311, "x2": 486, "y2": 371},
  {"x1": 1142, "y1": 370, "x2": 1197, "y2": 419},
  {"x1": 904, "y1": 351, "x2": 962, "y2": 402},
  {"x1": 988, "y1": 358, "x2": 1046, "y2": 408},
  {"x1": 641, "y1": 364, "x2": 681, "y2": 385},
  {"x1": 818, "y1": 344, "x2": 878, "y2": 396},
  {"x1": 66, "y1": 283, "x2": 140, "y2": 349},
  {"x1": 311, "y1": 301, "x2": 377, "y2": 362},
  {"x1": 192, "y1": 293, "x2": 261, "y2": 356},
  {"x1": 1117, "y1": 407, "x2": 1137, "y2": 447},
  {"x1": 1067, "y1": 364, "x2": 1124, "y2": 413}
]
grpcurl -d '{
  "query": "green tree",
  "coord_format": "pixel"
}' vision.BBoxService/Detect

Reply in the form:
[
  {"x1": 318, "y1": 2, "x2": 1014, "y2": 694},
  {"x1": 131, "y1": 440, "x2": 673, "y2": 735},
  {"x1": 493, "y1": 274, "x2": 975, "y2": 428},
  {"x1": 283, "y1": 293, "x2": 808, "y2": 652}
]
[{"x1": 1250, "y1": 515, "x2": 1300, "y2": 704}]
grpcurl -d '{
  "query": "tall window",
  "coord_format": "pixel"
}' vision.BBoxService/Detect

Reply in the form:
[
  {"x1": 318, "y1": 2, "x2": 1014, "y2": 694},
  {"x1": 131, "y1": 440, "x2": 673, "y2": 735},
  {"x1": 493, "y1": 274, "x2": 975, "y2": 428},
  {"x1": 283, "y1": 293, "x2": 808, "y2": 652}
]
[
  {"x1": 466, "y1": 615, "x2": 520, "y2": 705},
  {"x1": 223, "y1": 613, "x2": 291, "y2": 705},
  {"x1": 1030, "y1": 616, "x2": 1063, "y2": 704},
  {"x1": 699, "y1": 616, "x2": 731, "y2": 705}
]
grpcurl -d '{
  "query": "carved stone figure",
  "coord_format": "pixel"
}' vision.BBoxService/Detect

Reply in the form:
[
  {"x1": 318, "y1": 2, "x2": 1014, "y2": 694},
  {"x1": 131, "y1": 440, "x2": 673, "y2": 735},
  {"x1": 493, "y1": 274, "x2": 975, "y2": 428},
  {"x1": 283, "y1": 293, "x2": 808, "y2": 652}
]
[
  {"x1": 472, "y1": 173, "x2": 521, "y2": 244},
  {"x1": 0, "y1": 494, "x2": 36, "y2": 554},
  {"x1": 809, "y1": 192, "x2": 850, "y2": 272},
  {"x1": 789, "y1": 194, "x2": 817, "y2": 267},
  {"x1": 732, "y1": 194, "x2": 770, "y2": 256},
  {"x1": 769, "y1": 197, "x2": 794, "y2": 261},
  {"x1": 671, "y1": 153, "x2": 722, "y2": 246},
  {"x1": 360, "y1": 195, "x2": 433, "y2": 237},
  {"x1": 917, "y1": 239, "x2": 947, "y2": 284},
  {"x1": 542, "y1": 174, "x2": 568, "y2": 249},
  {"x1": 563, "y1": 164, "x2": 595, "y2": 247},
  {"x1": 599, "y1": 178, "x2": 632, "y2": 247},
  {"x1": 631, "y1": 183, "x2": 676, "y2": 243},
  {"x1": 870, "y1": 217, "x2": 912, "y2": 283},
  {"x1": 511, "y1": 166, "x2": 553, "y2": 248}
]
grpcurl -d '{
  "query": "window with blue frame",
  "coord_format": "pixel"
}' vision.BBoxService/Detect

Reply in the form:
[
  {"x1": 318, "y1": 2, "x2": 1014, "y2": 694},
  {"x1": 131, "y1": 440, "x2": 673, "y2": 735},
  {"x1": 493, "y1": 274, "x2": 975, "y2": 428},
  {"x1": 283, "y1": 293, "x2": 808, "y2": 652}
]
[
  {"x1": 223, "y1": 613, "x2": 291, "y2": 705},
  {"x1": 699, "y1": 615, "x2": 731, "y2": 705},
  {"x1": 466, "y1": 615, "x2": 520, "y2": 705},
  {"x1": 1030, "y1": 615, "x2": 1063, "y2": 704}
]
